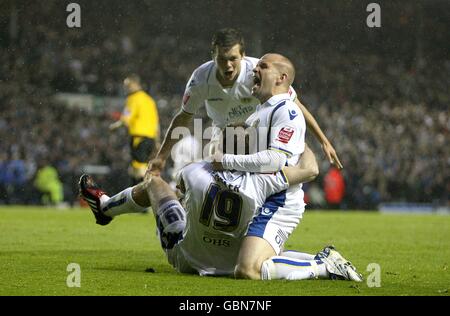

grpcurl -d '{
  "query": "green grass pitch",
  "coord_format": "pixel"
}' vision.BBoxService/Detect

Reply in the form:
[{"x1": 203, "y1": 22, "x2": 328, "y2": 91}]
[{"x1": 0, "y1": 206, "x2": 449, "y2": 296}]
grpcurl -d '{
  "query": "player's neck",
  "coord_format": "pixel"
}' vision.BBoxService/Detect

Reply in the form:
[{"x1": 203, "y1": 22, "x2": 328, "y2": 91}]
[{"x1": 260, "y1": 89, "x2": 290, "y2": 104}]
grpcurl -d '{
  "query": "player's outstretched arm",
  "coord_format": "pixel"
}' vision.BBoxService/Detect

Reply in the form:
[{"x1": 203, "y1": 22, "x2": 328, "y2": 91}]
[
  {"x1": 294, "y1": 98, "x2": 343, "y2": 169},
  {"x1": 282, "y1": 144, "x2": 319, "y2": 185},
  {"x1": 149, "y1": 109, "x2": 193, "y2": 171}
]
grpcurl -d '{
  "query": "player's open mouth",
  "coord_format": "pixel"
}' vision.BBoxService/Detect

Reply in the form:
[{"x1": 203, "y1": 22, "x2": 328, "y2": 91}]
[
  {"x1": 253, "y1": 76, "x2": 261, "y2": 89},
  {"x1": 224, "y1": 71, "x2": 234, "y2": 77}
]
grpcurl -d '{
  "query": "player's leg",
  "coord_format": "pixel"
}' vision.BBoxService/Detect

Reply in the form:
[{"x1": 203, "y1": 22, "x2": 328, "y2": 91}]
[
  {"x1": 102, "y1": 182, "x2": 150, "y2": 217},
  {"x1": 234, "y1": 236, "x2": 329, "y2": 280},
  {"x1": 261, "y1": 255, "x2": 328, "y2": 280},
  {"x1": 79, "y1": 175, "x2": 150, "y2": 225},
  {"x1": 261, "y1": 246, "x2": 364, "y2": 281},
  {"x1": 280, "y1": 250, "x2": 316, "y2": 260},
  {"x1": 234, "y1": 198, "x2": 327, "y2": 280},
  {"x1": 234, "y1": 236, "x2": 276, "y2": 280},
  {"x1": 144, "y1": 176, "x2": 194, "y2": 273}
]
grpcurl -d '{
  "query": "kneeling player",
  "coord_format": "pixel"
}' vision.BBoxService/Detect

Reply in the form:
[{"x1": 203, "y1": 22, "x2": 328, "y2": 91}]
[{"x1": 79, "y1": 146, "x2": 362, "y2": 281}]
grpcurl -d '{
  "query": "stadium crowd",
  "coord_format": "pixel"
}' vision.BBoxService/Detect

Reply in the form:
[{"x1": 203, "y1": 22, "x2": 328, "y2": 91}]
[{"x1": 0, "y1": 1, "x2": 448, "y2": 209}]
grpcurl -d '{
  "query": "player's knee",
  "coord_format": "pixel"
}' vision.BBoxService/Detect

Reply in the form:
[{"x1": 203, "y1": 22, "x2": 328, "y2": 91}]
[{"x1": 234, "y1": 261, "x2": 261, "y2": 280}]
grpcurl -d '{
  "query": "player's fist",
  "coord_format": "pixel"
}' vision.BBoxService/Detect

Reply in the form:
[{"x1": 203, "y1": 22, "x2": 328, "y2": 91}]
[
  {"x1": 144, "y1": 159, "x2": 164, "y2": 181},
  {"x1": 147, "y1": 158, "x2": 165, "y2": 174}
]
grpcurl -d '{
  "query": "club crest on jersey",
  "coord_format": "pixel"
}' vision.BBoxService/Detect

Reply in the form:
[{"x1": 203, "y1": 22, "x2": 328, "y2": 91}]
[{"x1": 277, "y1": 127, "x2": 294, "y2": 144}]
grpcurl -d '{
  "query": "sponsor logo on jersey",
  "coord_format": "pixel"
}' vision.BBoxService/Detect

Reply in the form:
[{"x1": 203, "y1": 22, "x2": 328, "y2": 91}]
[
  {"x1": 228, "y1": 104, "x2": 255, "y2": 120},
  {"x1": 276, "y1": 127, "x2": 295, "y2": 144},
  {"x1": 288, "y1": 109, "x2": 298, "y2": 120},
  {"x1": 202, "y1": 236, "x2": 231, "y2": 247}
]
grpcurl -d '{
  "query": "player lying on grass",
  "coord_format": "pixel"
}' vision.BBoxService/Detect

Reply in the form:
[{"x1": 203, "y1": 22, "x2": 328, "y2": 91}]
[
  {"x1": 80, "y1": 144, "x2": 361, "y2": 281},
  {"x1": 148, "y1": 28, "x2": 343, "y2": 177}
]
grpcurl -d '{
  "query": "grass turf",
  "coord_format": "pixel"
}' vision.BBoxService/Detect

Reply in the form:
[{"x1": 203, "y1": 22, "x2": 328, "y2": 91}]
[{"x1": 0, "y1": 206, "x2": 449, "y2": 296}]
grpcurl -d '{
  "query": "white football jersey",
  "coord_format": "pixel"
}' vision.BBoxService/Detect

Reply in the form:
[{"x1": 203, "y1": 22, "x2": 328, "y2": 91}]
[
  {"x1": 246, "y1": 93, "x2": 306, "y2": 166},
  {"x1": 245, "y1": 93, "x2": 307, "y2": 227},
  {"x1": 182, "y1": 57, "x2": 297, "y2": 132},
  {"x1": 178, "y1": 161, "x2": 289, "y2": 276}
]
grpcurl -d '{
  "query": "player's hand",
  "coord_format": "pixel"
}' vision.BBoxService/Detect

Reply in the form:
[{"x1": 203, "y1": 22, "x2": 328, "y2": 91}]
[
  {"x1": 146, "y1": 158, "x2": 165, "y2": 178},
  {"x1": 322, "y1": 141, "x2": 343, "y2": 169}
]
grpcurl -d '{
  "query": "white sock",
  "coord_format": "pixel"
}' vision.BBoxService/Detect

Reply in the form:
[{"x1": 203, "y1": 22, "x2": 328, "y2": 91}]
[
  {"x1": 101, "y1": 187, "x2": 148, "y2": 218},
  {"x1": 281, "y1": 250, "x2": 316, "y2": 260},
  {"x1": 261, "y1": 256, "x2": 329, "y2": 280}
]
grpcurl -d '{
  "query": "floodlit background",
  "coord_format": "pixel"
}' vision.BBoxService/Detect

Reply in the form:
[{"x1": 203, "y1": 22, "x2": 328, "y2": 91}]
[{"x1": 0, "y1": 0, "x2": 448, "y2": 211}]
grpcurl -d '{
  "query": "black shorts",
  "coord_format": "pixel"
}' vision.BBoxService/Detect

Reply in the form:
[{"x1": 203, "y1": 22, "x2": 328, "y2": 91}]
[{"x1": 130, "y1": 136, "x2": 156, "y2": 163}]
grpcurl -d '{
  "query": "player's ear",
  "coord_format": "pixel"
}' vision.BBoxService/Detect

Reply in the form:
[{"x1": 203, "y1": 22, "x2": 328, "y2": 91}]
[
  {"x1": 279, "y1": 73, "x2": 289, "y2": 85},
  {"x1": 275, "y1": 73, "x2": 287, "y2": 86},
  {"x1": 211, "y1": 46, "x2": 218, "y2": 60}
]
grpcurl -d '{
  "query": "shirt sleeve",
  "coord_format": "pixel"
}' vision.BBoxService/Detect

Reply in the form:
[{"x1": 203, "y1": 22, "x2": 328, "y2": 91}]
[
  {"x1": 268, "y1": 104, "x2": 305, "y2": 158},
  {"x1": 252, "y1": 171, "x2": 290, "y2": 199},
  {"x1": 122, "y1": 97, "x2": 136, "y2": 126},
  {"x1": 181, "y1": 70, "x2": 206, "y2": 115},
  {"x1": 222, "y1": 149, "x2": 287, "y2": 173}
]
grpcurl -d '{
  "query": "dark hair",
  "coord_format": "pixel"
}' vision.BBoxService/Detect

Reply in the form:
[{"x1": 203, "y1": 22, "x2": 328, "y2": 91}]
[{"x1": 211, "y1": 28, "x2": 245, "y2": 55}]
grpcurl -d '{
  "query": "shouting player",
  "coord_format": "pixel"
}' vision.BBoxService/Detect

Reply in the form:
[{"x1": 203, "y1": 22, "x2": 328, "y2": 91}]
[{"x1": 149, "y1": 28, "x2": 342, "y2": 176}]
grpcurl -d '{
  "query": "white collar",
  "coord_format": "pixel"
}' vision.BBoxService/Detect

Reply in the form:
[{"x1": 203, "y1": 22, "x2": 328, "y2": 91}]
[{"x1": 264, "y1": 93, "x2": 291, "y2": 107}]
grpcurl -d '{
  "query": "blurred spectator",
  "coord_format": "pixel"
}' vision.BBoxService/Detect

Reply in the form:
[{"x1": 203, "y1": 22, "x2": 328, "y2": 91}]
[
  {"x1": 33, "y1": 160, "x2": 63, "y2": 206},
  {"x1": 324, "y1": 167, "x2": 346, "y2": 210},
  {"x1": 304, "y1": 183, "x2": 327, "y2": 210},
  {"x1": 0, "y1": 1, "x2": 448, "y2": 209}
]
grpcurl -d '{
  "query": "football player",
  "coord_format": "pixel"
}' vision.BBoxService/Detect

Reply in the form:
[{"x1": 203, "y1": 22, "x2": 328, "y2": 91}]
[
  {"x1": 148, "y1": 28, "x2": 342, "y2": 177},
  {"x1": 80, "y1": 53, "x2": 362, "y2": 281},
  {"x1": 80, "y1": 145, "x2": 361, "y2": 281}
]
